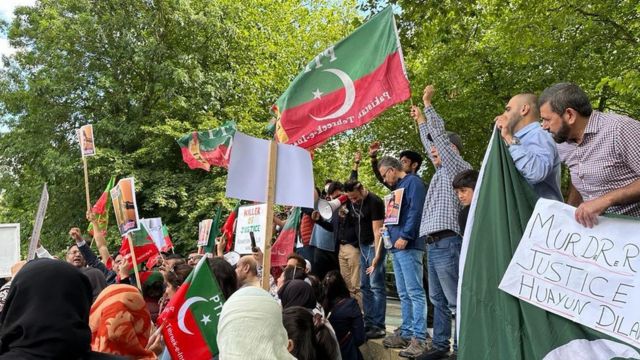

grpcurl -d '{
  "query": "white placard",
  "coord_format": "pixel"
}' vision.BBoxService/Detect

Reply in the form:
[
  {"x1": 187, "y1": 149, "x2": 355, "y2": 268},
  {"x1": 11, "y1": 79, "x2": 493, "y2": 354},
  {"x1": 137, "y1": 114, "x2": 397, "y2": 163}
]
[
  {"x1": 499, "y1": 199, "x2": 640, "y2": 347},
  {"x1": 0, "y1": 224, "x2": 20, "y2": 278},
  {"x1": 234, "y1": 204, "x2": 268, "y2": 254},
  {"x1": 225, "y1": 132, "x2": 314, "y2": 208}
]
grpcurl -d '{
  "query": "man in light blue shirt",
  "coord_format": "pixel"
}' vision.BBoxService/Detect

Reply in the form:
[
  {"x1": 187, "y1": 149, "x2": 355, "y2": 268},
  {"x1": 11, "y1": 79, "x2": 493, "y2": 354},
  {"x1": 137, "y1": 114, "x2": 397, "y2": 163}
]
[{"x1": 495, "y1": 93, "x2": 563, "y2": 201}]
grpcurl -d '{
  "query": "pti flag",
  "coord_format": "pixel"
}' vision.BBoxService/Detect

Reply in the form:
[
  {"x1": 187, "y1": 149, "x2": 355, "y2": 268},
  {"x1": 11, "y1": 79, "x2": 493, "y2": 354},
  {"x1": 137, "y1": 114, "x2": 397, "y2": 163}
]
[
  {"x1": 160, "y1": 224, "x2": 173, "y2": 252},
  {"x1": 272, "y1": 7, "x2": 410, "y2": 149},
  {"x1": 119, "y1": 223, "x2": 159, "y2": 264},
  {"x1": 159, "y1": 257, "x2": 226, "y2": 359},
  {"x1": 88, "y1": 176, "x2": 115, "y2": 237},
  {"x1": 177, "y1": 121, "x2": 236, "y2": 171},
  {"x1": 457, "y1": 130, "x2": 640, "y2": 359},
  {"x1": 271, "y1": 207, "x2": 301, "y2": 267}
]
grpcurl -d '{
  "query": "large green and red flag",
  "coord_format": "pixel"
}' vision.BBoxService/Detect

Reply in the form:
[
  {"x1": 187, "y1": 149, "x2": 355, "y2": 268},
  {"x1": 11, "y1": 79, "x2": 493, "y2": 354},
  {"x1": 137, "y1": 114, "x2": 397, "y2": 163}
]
[
  {"x1": 158, "y1": 256, "x2": 226, "y2": 359},
  {"x1": 271, "y1": 207, "x2": 301, "y2": 267},
  {"x1": 177, "y1": 121, "x2": 236, "y2": 170},
  {"x1": 272, "y1": 7, "x2": 410, "y2": 149},
  {"x1": 88, "y1": 176, "x2": 116, "y2": 237},
  {"x1": 457, "y1": 130, "x2": 640, "y2": 359},
  {"x1": 119, "y1": 223, "x2": 159, "y2": 264}
]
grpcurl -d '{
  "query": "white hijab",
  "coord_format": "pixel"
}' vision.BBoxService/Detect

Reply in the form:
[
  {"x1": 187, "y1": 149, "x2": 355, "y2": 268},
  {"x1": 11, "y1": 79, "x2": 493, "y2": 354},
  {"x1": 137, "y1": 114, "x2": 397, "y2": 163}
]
[{"x1": 217, "y1": 286, "x2": 295, "y2": 360}]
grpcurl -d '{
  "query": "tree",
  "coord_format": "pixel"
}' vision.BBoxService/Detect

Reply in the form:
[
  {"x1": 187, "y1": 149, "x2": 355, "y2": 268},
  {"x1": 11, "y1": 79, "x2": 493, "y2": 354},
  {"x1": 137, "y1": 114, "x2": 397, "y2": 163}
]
[{"x1": 0, "y1": 0, "x2": 357, "y2": 254}]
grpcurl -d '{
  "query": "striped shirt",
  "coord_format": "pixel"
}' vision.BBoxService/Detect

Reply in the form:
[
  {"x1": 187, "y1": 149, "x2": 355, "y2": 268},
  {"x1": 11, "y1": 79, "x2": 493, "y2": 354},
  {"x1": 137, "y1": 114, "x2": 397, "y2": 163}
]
[
  {"x1": 419, "y1": 106, "x2": 472, "y2": 236},
  {"x1": 557, "y1": 111, "x2": 640, "y2": 217}
]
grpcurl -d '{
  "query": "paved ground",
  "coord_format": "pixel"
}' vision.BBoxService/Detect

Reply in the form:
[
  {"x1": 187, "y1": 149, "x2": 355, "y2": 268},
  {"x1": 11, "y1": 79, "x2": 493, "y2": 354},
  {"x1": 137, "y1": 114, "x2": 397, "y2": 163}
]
[{"x1": 385, "y1": 298, "x2": 403, "y2": 330}]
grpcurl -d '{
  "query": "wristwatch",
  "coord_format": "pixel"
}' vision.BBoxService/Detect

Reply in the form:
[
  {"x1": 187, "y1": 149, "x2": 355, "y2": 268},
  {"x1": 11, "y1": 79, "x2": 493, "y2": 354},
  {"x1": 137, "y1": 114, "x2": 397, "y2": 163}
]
[{"x1": 507, "y1": 136, "x2": 521, "y2": 147}]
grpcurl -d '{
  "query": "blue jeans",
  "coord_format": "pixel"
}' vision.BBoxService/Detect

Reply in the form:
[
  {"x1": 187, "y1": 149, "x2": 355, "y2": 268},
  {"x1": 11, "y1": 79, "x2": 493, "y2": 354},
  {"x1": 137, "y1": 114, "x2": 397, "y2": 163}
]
[
  {"x1": 391, "y1": 249, "x2": 427, "y2": 341},
  {"x1": 427, "y1": 235, "x2": 461, "y2": 351},
  {"x1": 360, "y1": 244, "x2": 386, "y2": 330}
]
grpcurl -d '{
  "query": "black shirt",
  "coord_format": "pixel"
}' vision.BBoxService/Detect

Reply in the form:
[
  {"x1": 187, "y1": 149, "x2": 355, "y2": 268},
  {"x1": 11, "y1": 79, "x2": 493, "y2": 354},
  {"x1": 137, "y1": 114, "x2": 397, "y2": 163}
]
[
  {"x1": 459, "y1": 205, "x2": 470, "y2": 236},
  {"x1": 343, "y1": 192, "x2": 385, "y2": 246}
]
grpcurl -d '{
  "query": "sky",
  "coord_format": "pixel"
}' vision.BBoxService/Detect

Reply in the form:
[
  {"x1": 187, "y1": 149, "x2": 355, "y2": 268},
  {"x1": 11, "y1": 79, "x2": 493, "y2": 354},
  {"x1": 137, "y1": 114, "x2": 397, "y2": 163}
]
[{"x1": 0, "y1": 0, "x2": 36, "y2": 59}]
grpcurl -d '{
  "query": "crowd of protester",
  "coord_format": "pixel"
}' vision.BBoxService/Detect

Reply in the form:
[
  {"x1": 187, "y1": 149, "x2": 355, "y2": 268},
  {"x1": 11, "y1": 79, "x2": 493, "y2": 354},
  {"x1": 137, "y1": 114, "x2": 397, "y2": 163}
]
[{"x1": 0, "y1": 82, "x2": 638, "y2": 360}]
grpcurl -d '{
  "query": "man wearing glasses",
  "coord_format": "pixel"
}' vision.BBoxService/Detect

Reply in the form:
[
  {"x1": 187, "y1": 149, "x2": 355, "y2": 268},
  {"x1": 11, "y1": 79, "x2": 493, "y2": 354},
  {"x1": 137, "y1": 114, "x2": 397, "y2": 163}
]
[{"x1": 377, "y1": 156, "x2": 428, "y2": 358}]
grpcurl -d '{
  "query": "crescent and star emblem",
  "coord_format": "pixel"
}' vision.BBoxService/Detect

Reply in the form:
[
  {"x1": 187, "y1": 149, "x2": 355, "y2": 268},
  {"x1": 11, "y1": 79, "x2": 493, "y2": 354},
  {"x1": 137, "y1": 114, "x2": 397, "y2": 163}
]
[
  {"x1": 310, "y1": 68, "x2": 356, "y2": 121},
  {"x1": 177, "y1": 296, "x2": 208, "y2": 335}
]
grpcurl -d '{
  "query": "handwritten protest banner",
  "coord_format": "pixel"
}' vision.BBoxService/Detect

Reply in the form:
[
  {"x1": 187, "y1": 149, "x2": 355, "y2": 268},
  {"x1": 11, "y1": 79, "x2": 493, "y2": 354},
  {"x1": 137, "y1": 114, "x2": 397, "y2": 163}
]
[
  {"x1": 499, "y1": 198, "x2": 640, "y2": 347},
  {"x1": 234, "y1": 203, "x2": 267, "y2": 254}
]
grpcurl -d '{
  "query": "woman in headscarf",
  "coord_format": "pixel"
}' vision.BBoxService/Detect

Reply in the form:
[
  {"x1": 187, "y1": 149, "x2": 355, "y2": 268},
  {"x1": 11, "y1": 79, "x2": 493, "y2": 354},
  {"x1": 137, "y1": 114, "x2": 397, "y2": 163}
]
[
  {"x1": 279, "y1": 279, "x2": 343, "y2": 360},
  {"x1": 278, "y1": 279, "x2": 317, "y2": 310},
  {"x1": 217, "y1": 286, "x2": 294, "y2": 360},
  {"x1": 89, "y1": 284, "x2": 157, "y2": 360},
  {"x1": 0, "y1": 258, "x2": 125, "y2": 360}
]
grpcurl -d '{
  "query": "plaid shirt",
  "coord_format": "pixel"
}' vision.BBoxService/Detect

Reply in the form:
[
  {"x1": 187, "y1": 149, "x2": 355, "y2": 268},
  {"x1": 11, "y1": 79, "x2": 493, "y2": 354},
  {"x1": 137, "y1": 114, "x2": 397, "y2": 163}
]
[
  {"x1": 419, "y1": 106, "x2": 472, "y2": 236},
  {"x1": 557, "y1": 111, "x2": 640, "y2": 217}
]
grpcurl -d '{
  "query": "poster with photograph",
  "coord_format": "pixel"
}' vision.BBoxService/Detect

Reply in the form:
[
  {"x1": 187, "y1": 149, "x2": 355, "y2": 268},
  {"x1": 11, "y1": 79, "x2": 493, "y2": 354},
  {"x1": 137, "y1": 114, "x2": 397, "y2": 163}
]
[
  {"x1": 110, "y1": 177, "x2": 140, "y2": 236},
  {"x1": 78, "y1": 124, "x2": 96, "y2": 157},
  {"x1": 234, "y1": 203, "x2": 268, "y2": 254},
  {"x1": 198, "y1": 219, "x2": 213, "y2": 247},
  {"x1": 383, "y1": 188, "x2": 404, "y2": 225},
  {"x1": 0, "y1": 224, "x2": 20, "y2": 278}
]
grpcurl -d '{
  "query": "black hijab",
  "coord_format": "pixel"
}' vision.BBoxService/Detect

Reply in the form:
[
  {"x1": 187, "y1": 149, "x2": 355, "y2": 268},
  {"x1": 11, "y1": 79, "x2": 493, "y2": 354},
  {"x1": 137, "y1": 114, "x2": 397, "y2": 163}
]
[
  {"x1": 79, "y1": 267, "x2": 108, "y2": 302},
  {"x1": 278, "y1": 279, "x2": 316, "y2": 310},
  {"x1": 0, "y1": 258, "x2": 93, "y2": 360}
]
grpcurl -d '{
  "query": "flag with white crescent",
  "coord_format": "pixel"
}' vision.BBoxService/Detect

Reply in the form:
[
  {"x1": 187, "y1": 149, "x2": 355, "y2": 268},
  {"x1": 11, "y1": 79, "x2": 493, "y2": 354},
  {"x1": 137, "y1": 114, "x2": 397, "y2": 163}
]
[
  {"x1": 272, "y1": 6, "x2": 410, "y2": 149},
  {"x1": 158, "y1": 256, "x2": 226, "y2": 359},
  {"x1": 457, "y1": 130, "x2": 640, "y2": 358}
]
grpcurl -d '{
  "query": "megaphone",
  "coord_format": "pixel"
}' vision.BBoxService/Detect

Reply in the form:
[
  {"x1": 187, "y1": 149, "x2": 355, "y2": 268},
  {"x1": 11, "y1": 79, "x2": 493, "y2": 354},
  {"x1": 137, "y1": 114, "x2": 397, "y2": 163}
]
[{"x1": 316, "y1": 194, "x2": 348, "y2": 220}]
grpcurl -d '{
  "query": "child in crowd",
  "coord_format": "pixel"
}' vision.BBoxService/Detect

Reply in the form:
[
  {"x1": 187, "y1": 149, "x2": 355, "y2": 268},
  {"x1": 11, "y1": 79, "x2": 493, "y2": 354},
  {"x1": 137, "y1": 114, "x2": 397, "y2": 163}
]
[{"x1": 452, "y1": 169, "x2": 479, "y2": 236}]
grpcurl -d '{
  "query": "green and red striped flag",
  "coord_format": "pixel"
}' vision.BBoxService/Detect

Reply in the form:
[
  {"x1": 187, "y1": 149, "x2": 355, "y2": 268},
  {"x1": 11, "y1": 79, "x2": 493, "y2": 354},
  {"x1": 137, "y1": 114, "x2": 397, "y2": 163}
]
[
  {"x1": 157, "y1": 224, "x2": 173, "y2": 252},
  {"x1": 177, "y1": 121, "x2": 236, "y2": 171},
  {"x1": 457, "y1": 130, "x2": 640, "y2": 359},
  {"x1": 88, "y1": 176, "x2": 116, "y2": 237},
  {"x1": 271, "y1": 7, "x2": 410, "y2": 149},
  {"x1": 158, "y1": 256, "x2": 226, "y2": 359},
  {"x1": 119, "y1": 223, "x2": 159, "y2": 264},
  {"x1": 271, "y1": 207, "x2": 301, "y2": 267}
]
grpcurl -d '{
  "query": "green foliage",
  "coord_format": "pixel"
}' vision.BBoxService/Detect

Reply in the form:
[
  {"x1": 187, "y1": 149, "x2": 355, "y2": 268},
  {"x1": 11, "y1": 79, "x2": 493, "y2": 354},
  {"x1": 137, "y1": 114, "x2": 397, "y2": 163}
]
[
  {"x1": 1, "y1": 0, "x2": 639, "y2": 256},
  {"x1": 351, "y1": 0, "x2": 640, "y2": 193},
  {"x1": 0, "y1": 0, "x2": 357, "y2": 255}
]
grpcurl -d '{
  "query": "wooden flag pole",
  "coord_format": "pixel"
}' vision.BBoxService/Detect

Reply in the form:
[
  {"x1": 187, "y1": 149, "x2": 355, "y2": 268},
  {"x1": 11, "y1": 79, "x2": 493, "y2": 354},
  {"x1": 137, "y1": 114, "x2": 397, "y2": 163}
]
[
  {"x1": 261, "y1": 140, "x2": 278, "y2": 291},
  {"x1": 127, "y1": 233, "x2": 143, "y2": 291},
  {"x1": 83, "y1": 156, "x2": 97, "y2": 249},
  {"x1": 82, "y1": 156, "x2": 91, "y2": 212}
]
